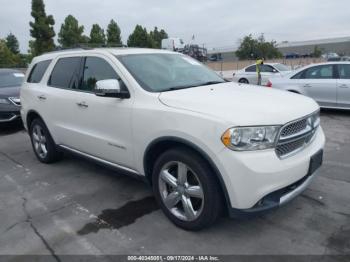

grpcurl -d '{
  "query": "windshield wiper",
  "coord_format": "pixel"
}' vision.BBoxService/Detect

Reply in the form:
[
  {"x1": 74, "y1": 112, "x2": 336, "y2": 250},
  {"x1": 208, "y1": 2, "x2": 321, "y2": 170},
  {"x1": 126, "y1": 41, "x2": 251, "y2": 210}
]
[{"x1": 166, "y1": 81, "x2": 224, "y2": 91}]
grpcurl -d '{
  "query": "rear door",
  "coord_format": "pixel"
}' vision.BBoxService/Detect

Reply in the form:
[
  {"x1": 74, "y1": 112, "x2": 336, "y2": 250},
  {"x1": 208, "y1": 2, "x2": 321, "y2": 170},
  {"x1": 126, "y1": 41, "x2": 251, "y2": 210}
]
[
  {"x1": 336, "y1": 64, "x2": 350, "y2": 108},
  {"x1": 297, "y1": 64, "x2": 337, "y2": 107},
  {"x1": 46, "y1": 56, "x2": 84, "y2": 145}
]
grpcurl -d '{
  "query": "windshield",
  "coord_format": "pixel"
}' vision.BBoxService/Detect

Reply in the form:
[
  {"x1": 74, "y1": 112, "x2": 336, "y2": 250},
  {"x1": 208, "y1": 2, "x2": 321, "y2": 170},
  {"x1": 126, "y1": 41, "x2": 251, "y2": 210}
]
[
  {"x1": 273, "y1": 63, "x2": 291, "y2": 72},
  {"x1": 117, "y1": 53, "x2": 224, "y2": 92},
  {"x1": 0, "y1": 71, "x2": 24, "y2": 88}
]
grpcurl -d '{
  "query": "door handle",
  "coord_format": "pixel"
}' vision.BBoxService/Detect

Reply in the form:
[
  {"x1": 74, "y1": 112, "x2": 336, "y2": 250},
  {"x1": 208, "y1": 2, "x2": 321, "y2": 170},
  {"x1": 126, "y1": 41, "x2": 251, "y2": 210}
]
[
  {"x1": 76, "y1": 101, "x2": 88, "y2": 108},
  {"x1": 37, "y1": 95, "x2": 47, "y2": 101},
  {"x1": 303, "y1": 84, "x2": 311, "y2": 88},
  {"x1": 339, "y1": 84, "x2": 348, "y2": 88}
]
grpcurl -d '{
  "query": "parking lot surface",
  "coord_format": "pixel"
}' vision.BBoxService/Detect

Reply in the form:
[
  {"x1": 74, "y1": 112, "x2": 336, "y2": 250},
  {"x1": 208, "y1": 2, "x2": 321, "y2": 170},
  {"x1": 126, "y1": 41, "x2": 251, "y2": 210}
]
[{"x1": 0, "y1": 110, "x2": 349, "y2": 256}]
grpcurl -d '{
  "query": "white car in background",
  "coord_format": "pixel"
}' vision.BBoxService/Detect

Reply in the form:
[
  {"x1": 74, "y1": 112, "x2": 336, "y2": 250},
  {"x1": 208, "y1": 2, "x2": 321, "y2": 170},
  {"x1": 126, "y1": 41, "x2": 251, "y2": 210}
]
[
  {"x1": 232, "y1": 63, "x2": 292, "y2": 85},
  {"x1": 267, "y1": 62, "x2": 350, "y2": 110}
]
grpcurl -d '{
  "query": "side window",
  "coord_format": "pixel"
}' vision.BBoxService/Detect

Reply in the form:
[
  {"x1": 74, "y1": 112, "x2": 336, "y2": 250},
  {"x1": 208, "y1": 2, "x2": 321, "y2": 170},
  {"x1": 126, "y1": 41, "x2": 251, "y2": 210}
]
[
  {"x1": 338, "y1": 64, "x2": 350, "y2": 79},
  {"x1": 261, "y1": 65, "x2": 275, "y2": 73},
  {"x1": 48, "y1": 57, "x2": 82, "y2": 89},
  {"x1": 27, "y1": 60, "x2": 52, "y2": 83},
  {"x1": 80, "y1": 57, "x2": 119, "y2": 91},
  {"x1": 304, "y1": 65, "x2": 333, "y2": 79},
  {"x1": 291, "y1": 70, "x2": 305, "y2": 79},
  {"x1": 245, "y1": 65, "x2": 256, "y2": 72}
]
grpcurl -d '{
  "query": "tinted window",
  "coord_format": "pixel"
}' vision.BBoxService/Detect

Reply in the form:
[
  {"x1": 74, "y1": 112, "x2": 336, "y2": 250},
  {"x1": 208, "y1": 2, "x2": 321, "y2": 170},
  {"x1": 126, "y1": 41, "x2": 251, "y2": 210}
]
[
  {"x1": 261, "y1": 65, "x2": 275, "y2": 73},
  {"x1": 304, "y1": 65, "x2": 333, "y2": 79},
  {"x1": 338, "y1": 64, "x2": 350, "y2": 79},
  {"x1": 0, "y1": 70, "x2": 24, "y2": 88},
  {"x1": 49, "y1": 57, "x2": 82, "y2": 89},
  {"x1": 291, "y1": 70, "x2": 304, "y2": 79},
  {"x1": 81, "y1": 57, "x2": 119, "y2": 91},
  {"x1": 245, "y1": 65, "x2": 256, "y2": 72},
  {"x1": 28, "y1": 60, "x2": 52, "y2": 83}
]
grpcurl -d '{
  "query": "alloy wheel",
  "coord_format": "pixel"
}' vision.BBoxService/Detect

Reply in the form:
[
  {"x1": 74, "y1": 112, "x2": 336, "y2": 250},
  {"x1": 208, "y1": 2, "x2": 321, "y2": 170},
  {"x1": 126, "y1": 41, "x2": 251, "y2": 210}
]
[
  {"x1": 158, "y1": 161, "x2": 204, "y2": 221},
  {"x1": 32, "y1": 124, "x2": 48, "y2": 159}
]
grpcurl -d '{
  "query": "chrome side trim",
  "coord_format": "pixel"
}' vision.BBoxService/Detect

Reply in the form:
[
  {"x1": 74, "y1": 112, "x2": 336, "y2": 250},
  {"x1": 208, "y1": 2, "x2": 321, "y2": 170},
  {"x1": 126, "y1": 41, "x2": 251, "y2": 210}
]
[
  {"x1": 58, "y1": 145, "x2": 140, "y2": 175},
  {"x1": 8, "y1": 97, "x2": 21, "y2": 107},
  {"x1": 0, "y1": 114, "x2": 19, "y2": 123},
  {"x1": 279, "y1": 172, "x2": 318, "y2": 205}
]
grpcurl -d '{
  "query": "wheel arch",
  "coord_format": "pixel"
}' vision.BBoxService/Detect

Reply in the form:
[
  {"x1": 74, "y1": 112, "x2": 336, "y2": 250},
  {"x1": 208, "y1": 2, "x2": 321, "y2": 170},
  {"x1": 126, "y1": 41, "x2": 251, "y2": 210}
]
[
  {"x1": 143, "y1": 136, "x2": 232, "y2": 209},
  {"x1": 26, "y1": 110, "x2": 45, "y2": 129},
  {"x1": 287, "y1": 89, "x2": 301, "y2": 94}
]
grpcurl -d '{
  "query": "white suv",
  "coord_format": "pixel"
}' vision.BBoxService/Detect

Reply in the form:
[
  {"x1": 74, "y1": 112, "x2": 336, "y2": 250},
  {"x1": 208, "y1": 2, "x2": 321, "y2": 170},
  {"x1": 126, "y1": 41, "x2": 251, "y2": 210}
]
[{"x1": 21, "y1": 48, "x2": 325, "y2": 230}]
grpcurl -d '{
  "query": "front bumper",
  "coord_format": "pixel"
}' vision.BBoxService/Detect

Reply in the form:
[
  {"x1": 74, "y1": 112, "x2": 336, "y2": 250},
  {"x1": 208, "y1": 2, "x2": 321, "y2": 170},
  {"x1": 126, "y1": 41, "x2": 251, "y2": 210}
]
[
  {"x1": 0, "y1": 103, "x2": 21, "y2": 123},
  {"x1": 216, "y1": 127, "x2": 325, "y2": 212}
]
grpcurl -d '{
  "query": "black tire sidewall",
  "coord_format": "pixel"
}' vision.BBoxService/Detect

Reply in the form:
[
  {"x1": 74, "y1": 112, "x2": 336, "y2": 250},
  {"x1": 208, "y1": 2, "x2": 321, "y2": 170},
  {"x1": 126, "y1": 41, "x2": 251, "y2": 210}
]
[{"x1": 152, "y1": 147, "x2": 222, "y2": 230}]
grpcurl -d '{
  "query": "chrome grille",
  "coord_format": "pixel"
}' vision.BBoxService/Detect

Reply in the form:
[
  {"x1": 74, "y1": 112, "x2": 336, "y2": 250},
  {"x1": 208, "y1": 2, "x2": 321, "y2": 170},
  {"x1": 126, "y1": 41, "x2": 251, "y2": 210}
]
[
  {"x1": 280, "y1": 119, "x2": 307, "y2": 138},
  {"x1": 276, "y1": 112, "x2": 319, "y2": 158}
]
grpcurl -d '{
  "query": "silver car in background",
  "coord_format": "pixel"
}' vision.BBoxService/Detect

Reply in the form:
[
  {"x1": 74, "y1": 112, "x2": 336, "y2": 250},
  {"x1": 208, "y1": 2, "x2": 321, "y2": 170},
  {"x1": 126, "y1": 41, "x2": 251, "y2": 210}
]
[
  {"x1": 267, "y1": 62, "x2": 350, "y2": 110},
  {"x1": 232, "y1": 63, "x2": 292, "y2": 85}
]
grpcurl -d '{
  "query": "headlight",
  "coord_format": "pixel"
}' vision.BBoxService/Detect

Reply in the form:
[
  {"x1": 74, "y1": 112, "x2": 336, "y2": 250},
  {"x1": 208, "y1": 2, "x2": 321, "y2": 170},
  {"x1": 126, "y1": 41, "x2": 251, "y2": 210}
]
[
  {"x1": 221, "y1": 126, "x2": 280, "y2": 151},
  {"x1": 0, "y1": 98, "x2": 10, "y2": 104}
]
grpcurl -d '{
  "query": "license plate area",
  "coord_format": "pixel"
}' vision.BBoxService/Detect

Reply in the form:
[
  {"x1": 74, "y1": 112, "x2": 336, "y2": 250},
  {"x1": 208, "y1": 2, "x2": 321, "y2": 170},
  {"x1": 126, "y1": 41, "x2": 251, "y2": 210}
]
[{"x1": 308, "y1": 149, "x2": 323, "y2": 176}]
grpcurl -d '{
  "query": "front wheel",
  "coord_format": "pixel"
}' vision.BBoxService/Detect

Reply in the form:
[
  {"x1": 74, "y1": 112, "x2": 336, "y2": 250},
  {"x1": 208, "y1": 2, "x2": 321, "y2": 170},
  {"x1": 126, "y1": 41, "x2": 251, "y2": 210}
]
[{"x1": 152, "y1": 147, "x2": 223, "y2": 230}]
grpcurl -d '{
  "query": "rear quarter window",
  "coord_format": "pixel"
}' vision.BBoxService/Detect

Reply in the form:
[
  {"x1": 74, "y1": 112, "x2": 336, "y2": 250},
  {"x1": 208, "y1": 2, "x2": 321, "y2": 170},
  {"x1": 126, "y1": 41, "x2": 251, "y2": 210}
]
[{"x1": 27, "y1": 60, "x2": 52, "y2": 83}]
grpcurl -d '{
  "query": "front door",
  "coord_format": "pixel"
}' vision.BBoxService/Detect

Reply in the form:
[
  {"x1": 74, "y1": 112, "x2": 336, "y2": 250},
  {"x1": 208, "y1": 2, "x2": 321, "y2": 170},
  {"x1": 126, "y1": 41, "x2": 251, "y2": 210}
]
[
  {"x1": 69, "y1": 55, "x2": 134, "y2": 168},
  {"x1": 336, "y1": 64, "x2": 350, "y2": 108},
  {"x1": 298, "y1": 64, "x2": 337, "y2": 107}
]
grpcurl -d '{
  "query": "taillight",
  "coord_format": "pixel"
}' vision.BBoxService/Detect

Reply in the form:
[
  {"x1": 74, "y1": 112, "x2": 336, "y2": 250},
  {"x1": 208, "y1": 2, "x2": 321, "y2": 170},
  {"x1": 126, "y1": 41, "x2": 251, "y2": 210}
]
[{"x1": 266, "y1": 80, "x2": 272, "y2": 88}]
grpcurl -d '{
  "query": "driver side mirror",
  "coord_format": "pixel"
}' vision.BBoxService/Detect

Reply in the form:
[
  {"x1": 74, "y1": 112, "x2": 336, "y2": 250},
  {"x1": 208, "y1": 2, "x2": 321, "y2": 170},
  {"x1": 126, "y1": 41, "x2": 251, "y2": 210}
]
[
  {"x1": 272, "y1": 69, "x2": 278, "y2": 73},
  {"x1": 94, "y1": 79, "x2": 130, "y2": 99}
]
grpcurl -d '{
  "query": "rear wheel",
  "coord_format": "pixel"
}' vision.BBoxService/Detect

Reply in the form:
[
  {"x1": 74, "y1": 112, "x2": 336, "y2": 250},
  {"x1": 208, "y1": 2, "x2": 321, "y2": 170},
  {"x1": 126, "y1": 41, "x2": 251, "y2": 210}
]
[
  {"x1": 152, "y1": 147, "x2": 223, "y2": 230},
  {"x1": 238, "y1": 78, "x2": 249, "y2": 84},
  {"x1": 29, "y1": 118, "x2": 62, "y2": 163}
]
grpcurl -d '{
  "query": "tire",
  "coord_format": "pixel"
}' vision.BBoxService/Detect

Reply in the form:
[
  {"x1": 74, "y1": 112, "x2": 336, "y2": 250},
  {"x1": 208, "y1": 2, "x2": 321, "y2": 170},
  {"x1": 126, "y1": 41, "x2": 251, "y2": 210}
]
[
  {"x1": 29, "y1": 118, "x2": 62, "y2": 163},
  {"x1": 238, "y1": 78, "x2": 249, "y2": 84},
  {"x1": 152, "y1": 147, "x2": 223, "y2": 230}
]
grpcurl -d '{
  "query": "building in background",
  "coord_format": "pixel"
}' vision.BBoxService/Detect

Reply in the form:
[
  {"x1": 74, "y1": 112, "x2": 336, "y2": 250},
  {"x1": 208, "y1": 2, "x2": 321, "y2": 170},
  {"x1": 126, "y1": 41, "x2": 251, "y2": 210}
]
[{"x1": 207, "y1": 36, "x2": 350, "y2": 62}]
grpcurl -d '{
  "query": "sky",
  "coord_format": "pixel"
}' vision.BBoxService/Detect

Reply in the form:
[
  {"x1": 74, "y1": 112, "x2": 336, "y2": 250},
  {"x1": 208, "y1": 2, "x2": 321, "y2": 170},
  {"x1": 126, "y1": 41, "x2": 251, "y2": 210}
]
[{"x1": 1, "y1": 0, "x2": 350, "y2": 53}]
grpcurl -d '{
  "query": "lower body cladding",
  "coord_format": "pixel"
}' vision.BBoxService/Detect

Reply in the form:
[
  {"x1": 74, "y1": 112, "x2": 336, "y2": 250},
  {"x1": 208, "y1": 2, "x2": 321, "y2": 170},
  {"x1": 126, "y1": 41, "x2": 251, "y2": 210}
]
[{"x1": 216, "y1": 127, "x2": 326, "y2": 216}]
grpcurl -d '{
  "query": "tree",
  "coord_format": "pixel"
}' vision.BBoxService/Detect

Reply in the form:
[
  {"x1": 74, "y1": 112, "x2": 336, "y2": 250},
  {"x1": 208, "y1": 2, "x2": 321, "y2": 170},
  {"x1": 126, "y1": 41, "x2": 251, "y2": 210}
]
[
  {"x1": 235, "y1": 34, "x2": 282, "y2": 60},
  {"x1": 89, "y1": 24, "x2": 106, "y2": 46},
  {"x1": 150, "y1": 27, "x2": 168, "y2": 48},
  {"x1": 107, "y1": 19, "x2": 122, "y2": 47},
  {"x1": 58, "y1": 15, "x2": 86, "y2": 48},
  {"x1": 312, "y1": 45, "x2": 322, "y2": 58},
  {"x1": 29, "y1": 0, "x2": 56, "y2": 56},
  {"x1": 0, "y1": 39, "x2": 19, "y2": 68},
  {"x1": 127, "y1": 25, "x2": 155, "y2": 48},
  {"x1": 5, "y1": 33, "x2": 20, "y2": 54}
]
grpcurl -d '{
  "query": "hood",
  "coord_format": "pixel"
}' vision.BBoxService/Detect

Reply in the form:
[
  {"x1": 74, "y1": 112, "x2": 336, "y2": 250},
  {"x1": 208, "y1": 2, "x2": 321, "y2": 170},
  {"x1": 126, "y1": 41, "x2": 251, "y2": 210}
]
[
  {"x1": 158, "y1": 82, "x2": 319, "y2": 126},
  {"x1": 0, "y1": 86, "x2": 21, "y2": 98}
]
